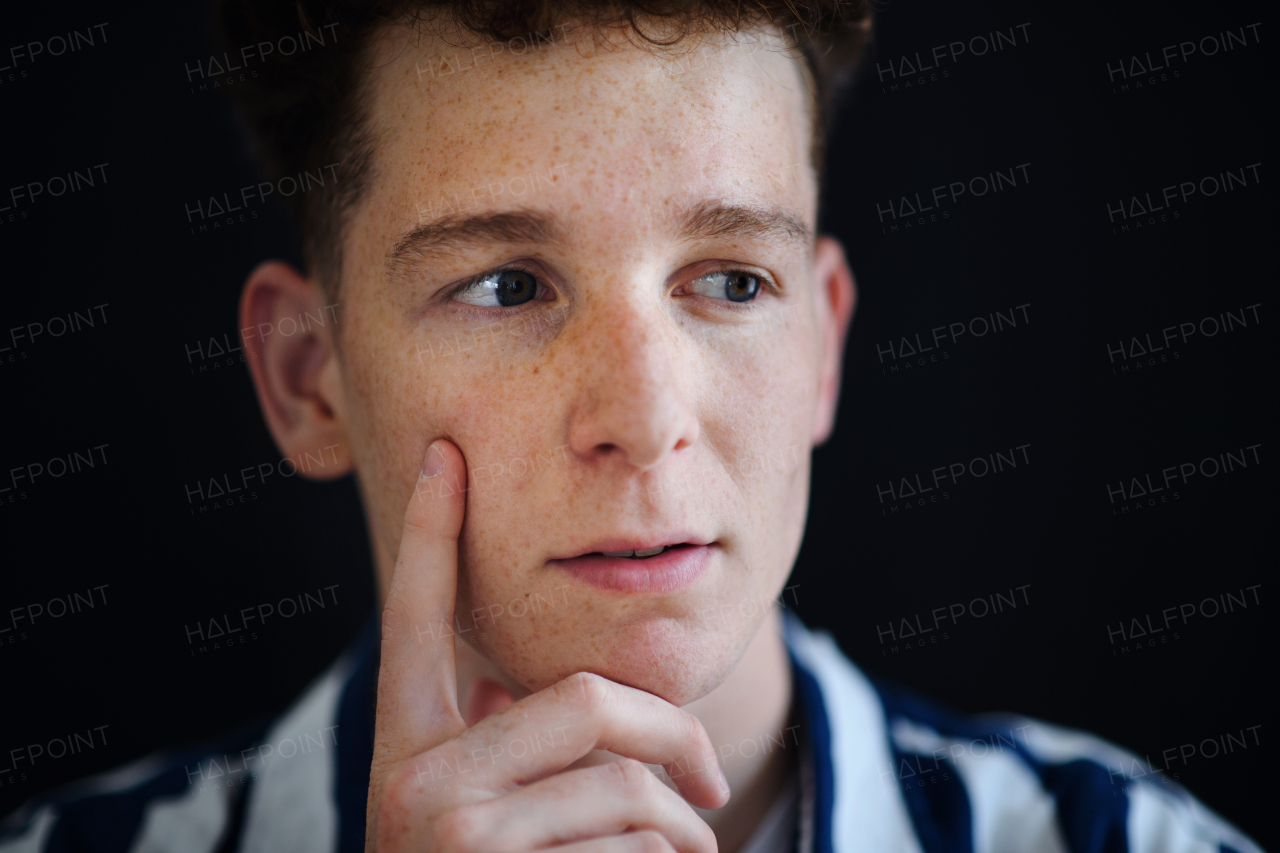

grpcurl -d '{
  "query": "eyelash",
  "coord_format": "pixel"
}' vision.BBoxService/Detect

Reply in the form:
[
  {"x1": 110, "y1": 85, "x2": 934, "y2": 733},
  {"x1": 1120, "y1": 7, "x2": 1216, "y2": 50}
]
[
  {"x1": 446, "y1": 264, "x2": 548, "y2": 314},
  {"x1": 684, "y1": 269, "x2": 777, "y2": 309}
]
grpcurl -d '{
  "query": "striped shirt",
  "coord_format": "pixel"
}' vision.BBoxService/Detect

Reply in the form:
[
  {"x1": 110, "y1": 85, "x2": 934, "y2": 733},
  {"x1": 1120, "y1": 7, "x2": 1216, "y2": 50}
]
[{"x1": 0, "y1": 613, "x2": 1262, "y2": 853}]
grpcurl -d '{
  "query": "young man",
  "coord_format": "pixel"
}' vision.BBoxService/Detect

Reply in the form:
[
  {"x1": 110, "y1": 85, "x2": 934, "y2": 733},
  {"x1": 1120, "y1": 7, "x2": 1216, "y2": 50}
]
[{"x1": 0, "y1": 2, "x2": 1263, "y2": 852}]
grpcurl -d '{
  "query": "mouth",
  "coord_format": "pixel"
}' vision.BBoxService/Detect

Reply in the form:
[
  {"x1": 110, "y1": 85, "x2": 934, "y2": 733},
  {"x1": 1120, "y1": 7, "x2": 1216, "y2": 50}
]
[
  {"x1": 549, "y1": 540, "x2": 715, "y2": 593},
  {"x1": 597, "y1": 544, "x2": 679, "y2": 558}
]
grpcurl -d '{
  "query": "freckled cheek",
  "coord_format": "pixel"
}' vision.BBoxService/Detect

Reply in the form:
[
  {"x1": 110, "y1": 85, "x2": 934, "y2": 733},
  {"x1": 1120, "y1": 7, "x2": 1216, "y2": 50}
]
[
  {"x1": 459, "y1": 587, "x2": 583, "y2": 690},
  {"x1": 448, "y1": 381, "x2": 564, "y2": 506},
  {"x1": 445, "y1": 367, "x2": 571, "y2": 632}
]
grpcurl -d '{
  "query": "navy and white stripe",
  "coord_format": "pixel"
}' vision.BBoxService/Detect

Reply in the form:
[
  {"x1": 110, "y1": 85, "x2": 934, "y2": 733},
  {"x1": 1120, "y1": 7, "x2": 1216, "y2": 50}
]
[
  {"x1": 1, "y1": 614, "x2": 1263, "y2": 852},
  {"x1": 784, "y1": 616, "x2": 1263, "y2": 853},
  {"x1": 0, "y1": 619, "x2": 378, "y2": 853}
]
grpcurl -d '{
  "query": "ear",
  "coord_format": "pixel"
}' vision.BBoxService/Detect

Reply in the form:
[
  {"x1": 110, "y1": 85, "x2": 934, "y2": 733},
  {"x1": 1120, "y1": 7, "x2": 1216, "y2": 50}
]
[
  {"x1": 239, "y1": 261, "x2": 353, "y2": 480},
  {"x1": 810, "y1": 236, "x2": 857, "y2": 445}
]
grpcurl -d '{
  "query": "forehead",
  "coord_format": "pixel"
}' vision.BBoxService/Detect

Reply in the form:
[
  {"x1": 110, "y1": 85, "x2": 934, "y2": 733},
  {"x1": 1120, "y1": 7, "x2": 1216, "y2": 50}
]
[{"x1": 362, "y1": 22, "x2": 816, "y2": 228}]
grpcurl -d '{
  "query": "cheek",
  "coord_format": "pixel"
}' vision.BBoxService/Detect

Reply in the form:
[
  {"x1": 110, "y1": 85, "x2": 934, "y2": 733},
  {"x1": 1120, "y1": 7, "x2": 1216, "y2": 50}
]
[
  {"x1": 704, "y1": 318, "x2": 817, "y2": 495},
  {"x1": 340, "y1": 302, "x2": 484, "y2": 559},
  {"x1": 710, "y1": 321, "x2": 816, "y2": 583},
  {"x1": 439, "y1": 367, "x2": 578, "y2": 624}
]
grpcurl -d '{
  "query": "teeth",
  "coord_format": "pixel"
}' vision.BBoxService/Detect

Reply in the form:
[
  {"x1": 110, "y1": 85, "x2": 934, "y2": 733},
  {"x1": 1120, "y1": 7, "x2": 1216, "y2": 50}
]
[{"x1": 600, "y1": 546, "x2": 668, "y2": 558}]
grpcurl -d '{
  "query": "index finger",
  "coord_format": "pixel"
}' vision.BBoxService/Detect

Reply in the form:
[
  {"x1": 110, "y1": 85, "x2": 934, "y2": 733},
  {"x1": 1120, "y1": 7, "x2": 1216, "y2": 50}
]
[{"x1": 372, "y1": 439, "x2": 469, "y2": 770}]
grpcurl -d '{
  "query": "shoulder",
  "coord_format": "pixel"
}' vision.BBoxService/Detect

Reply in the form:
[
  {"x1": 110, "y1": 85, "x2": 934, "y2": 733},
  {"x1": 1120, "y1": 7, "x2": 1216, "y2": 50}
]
[
  {"x1": 783, "y1": 615, "x2": 1263, "y2": 853},
  {"x1": 0, "y1": 624, "x2": 376, "y2": 853}
]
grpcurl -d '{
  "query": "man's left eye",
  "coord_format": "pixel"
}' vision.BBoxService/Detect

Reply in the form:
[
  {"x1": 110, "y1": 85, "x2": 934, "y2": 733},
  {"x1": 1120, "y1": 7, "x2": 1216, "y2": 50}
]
[
  {"x1": 689, "y1": 271, "x2": 762, "y2": 303},
  {"x1": 452, "y1": 269, "x2": 542, "y2": 307}
]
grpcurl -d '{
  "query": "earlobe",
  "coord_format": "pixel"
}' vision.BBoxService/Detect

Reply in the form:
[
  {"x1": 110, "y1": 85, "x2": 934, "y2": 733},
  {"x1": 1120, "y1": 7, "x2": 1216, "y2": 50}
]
[
  {"x1": 239, "y1": 261, "x2": 353, "y2": 480},
  {"x1": 810, "y1": 236, "x2": 857, "y2": 445}
]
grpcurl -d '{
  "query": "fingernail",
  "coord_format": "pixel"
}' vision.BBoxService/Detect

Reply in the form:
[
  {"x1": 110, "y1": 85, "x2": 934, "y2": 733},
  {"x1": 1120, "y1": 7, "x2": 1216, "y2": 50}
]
[
  {"x1": 422, "y1": 441, "x2": 445, "y2": 479},
  {"x1": 718, "y1": 764, "x2": 729, "y2": 793}
]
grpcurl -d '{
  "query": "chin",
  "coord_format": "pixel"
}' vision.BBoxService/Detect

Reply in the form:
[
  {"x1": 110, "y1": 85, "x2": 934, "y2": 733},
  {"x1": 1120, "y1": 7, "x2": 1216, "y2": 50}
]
[{"x1": 485, "y1": 612, "x2": 748, "y2": 708}]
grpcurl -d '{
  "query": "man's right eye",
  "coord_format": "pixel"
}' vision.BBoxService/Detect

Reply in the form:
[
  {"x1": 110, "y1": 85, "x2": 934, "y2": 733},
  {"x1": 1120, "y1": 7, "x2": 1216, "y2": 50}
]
[{"x1": 452, "y1": 269, "x2": 542, "y2": 307}]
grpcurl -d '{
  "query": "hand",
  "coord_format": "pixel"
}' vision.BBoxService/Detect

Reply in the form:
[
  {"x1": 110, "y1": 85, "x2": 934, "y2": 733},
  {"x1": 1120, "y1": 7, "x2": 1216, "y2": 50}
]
[{"x1": 366, "y1": 439, "x2": 729, "y2": 852}]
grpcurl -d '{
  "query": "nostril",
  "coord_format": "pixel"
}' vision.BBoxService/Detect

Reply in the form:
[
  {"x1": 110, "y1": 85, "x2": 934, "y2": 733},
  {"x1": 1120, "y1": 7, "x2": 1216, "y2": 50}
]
[{"x1": 567, "y1": 383, "x2": 699, "y2": 470}]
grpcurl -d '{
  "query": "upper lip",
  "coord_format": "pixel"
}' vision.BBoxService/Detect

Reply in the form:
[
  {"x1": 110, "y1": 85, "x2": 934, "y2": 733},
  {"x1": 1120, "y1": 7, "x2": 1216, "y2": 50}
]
[{"x1": 551, "y1": 534, "x2": 713, "y2": 561}]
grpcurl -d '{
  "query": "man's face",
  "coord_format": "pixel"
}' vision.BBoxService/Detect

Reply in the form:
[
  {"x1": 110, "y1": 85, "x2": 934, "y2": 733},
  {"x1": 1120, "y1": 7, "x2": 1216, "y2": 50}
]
[{"x1": 331, "y1": 22, "x2": 845, "y2": 706}]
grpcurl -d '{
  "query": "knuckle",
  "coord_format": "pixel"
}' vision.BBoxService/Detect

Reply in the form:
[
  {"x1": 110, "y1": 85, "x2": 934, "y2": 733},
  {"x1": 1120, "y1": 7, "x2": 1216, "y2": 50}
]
[
  {"x1": 379, "y1": 761, "x2": 413, "y2": 806},
  {"x1": 630, "y1": 829, "x2": 675, "y2": 853},
  {"x1": 373, "y1": 766, "x2": 417, "y2": 843},
  {"x1": 400, "y1": 502, "x2": 433, "y2": 535},
  {"x1": 677, "y1": 710, "x2": 711, "y2": 757},
  {"x1": 558, "y1": 670, "x2": 610, "y2": 715},
  {"x1": 605, "y1": 757, "x2": 654, "y2": 796},
  {"x1": 433, "y1": 804, "x2": 483, "y2": 851}
]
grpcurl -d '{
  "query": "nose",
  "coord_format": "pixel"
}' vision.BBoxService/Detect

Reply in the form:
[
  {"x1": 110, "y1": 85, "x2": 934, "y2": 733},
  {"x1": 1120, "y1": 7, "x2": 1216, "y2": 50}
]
[{"x1": 566, "y1": 301, "x2": 700, "y2": 472}]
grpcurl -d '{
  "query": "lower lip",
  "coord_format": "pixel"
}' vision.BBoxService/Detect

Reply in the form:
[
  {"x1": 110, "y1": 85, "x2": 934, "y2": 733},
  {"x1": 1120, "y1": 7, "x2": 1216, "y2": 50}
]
[{"x1": 550, "y1": 545, "x2": 715, "y2": 593}]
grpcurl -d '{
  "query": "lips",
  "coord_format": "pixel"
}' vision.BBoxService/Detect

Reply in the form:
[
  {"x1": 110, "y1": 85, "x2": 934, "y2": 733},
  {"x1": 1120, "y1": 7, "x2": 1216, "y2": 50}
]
[{"x1": 549, "y1": 540, "x2": 715, "y2": 593}]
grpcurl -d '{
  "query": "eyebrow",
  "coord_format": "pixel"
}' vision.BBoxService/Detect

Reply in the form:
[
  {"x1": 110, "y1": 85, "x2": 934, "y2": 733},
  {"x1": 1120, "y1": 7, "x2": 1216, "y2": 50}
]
[
  {"x1": 387, "y1": 200, "x2": 812, "y2": 269},
  {"x1": 390, "y1": 209, "x2": 562, "y2": 268},
  {"x1": 675, "y1": 200, "x2": 812, "y2": 249}
]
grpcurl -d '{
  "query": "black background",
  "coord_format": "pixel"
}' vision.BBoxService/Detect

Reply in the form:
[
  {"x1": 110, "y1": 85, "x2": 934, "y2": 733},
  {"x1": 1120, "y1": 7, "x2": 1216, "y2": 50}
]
[{"x1": 2, "y1": 0, "x2": 1272, "y2": 847}]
